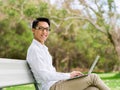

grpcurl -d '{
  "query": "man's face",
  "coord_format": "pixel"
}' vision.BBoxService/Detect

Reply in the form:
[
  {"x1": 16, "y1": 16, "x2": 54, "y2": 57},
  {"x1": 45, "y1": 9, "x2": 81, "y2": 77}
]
[{"x1": 32, "y1": 21, "x2": 50, "y2": 44}]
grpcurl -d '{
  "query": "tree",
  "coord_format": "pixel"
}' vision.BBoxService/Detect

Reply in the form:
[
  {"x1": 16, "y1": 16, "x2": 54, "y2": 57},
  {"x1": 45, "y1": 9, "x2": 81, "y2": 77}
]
[
  {"x1": 79, "y1": 0, "x2": 120, "y2": 71},
  {"x1": 0, "y1": 0, "x2": 118, "y2": 72},
  {"x1": 51, "y1": 0, "x2": 120, "y2": 71}
]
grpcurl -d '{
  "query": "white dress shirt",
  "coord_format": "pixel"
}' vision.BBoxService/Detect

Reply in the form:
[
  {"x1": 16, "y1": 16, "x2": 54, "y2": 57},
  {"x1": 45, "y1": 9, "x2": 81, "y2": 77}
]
[{"x1": 26, "y1": 39, "x2": 70, "y2": 90}]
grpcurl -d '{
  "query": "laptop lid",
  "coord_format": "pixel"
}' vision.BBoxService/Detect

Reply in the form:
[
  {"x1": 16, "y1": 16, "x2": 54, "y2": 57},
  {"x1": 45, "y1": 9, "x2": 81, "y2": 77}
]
[
  {"x1": 88, "y1": 55, "x2": 100, "y2": 74},
  {"x1": 66, "y1": 55, "x2": 100, "y2": 80}
]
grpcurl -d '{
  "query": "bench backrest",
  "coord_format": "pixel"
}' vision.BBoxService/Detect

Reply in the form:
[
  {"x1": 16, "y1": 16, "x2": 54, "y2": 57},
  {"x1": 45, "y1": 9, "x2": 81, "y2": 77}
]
[{"x1": 0, "y1": 58, "x2": 35, "y2": 88}]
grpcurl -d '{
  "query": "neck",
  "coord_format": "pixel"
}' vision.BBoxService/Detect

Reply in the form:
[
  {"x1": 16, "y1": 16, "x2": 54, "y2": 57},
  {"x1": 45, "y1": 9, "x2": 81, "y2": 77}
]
[{"x1": 34, "y1": 38, "x2": 44, "y2": 45}]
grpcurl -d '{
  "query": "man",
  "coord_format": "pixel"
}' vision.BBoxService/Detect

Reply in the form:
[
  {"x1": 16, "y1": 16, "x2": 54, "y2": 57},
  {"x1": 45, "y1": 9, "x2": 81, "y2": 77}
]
[{"x1": 26, "y1": 17, "x2": 110, "y2": 90}]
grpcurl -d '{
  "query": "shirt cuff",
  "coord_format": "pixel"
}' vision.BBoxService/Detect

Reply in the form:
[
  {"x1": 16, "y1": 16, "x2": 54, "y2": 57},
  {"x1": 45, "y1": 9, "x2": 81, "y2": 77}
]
[{"x1": 65, "y1": 73, "x2": 71, "y2": 79}]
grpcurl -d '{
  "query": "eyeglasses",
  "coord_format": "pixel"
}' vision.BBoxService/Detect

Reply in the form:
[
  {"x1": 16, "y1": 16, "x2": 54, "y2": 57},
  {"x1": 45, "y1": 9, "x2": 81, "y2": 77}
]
[{"x1": 35, "y1": 26, "x2": 50, "y2": 31}]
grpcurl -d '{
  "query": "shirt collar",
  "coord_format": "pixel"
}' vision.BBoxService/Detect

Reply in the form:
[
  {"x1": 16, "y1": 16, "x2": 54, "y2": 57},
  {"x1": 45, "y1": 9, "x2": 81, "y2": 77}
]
[{"x1": 33, "y1": 39, "x2": 48, "y2": 50}]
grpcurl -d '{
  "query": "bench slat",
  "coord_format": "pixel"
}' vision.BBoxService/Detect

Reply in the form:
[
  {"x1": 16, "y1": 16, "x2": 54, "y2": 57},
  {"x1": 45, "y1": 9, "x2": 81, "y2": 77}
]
[{"x1": 0, "y1": 58, "x2": 35, "y2": 88}]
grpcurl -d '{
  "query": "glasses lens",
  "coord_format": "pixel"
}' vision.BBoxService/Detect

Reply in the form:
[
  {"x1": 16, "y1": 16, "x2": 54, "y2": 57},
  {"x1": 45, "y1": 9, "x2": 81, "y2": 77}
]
[{"x1": 36, "y1": 26, "x2": 50, "y2": 31}]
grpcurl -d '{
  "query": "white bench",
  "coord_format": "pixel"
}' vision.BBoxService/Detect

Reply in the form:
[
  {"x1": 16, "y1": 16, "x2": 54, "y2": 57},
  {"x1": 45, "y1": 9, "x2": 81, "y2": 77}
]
[{"x1": 0, "y1": 58, "x2": 38, "y2": 90}]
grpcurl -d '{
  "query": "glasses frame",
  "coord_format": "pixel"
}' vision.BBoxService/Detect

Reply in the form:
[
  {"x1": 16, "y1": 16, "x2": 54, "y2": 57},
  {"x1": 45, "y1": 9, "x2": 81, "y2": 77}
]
[{"x1": 35, "y1": 26, "x2": 51, "y2": 32}]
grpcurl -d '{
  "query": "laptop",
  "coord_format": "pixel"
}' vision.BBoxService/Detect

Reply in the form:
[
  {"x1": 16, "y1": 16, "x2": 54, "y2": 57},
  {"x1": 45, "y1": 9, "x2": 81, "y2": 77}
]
[{"x1": 67, "y1": 55, "x2": 100, "y2": 80}]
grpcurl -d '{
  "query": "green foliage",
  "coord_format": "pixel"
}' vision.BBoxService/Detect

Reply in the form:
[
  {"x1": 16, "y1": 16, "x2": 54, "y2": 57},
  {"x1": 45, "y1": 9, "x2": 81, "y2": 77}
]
[
  {"x1": 74, "y1": 22, "x2": 117, "y2": 72},
  {"x1": 38, "y1": 3, "x2": 49, "y2": 16},
  {"x1": 0, "y1": 19, "x2": 32, "y2": 59},
  {"x1": 24, "y1": 5, "x2": 38, "y2": 17},
  {"x1": 0, "y1": 0, "x2": 118, "y2": 72}
]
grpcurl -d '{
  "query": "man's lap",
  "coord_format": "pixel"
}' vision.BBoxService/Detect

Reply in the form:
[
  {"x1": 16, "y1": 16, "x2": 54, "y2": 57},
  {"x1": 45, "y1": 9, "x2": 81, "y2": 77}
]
[{"x1": 50, "y1": 74, "x2": 99, "y2": 90}]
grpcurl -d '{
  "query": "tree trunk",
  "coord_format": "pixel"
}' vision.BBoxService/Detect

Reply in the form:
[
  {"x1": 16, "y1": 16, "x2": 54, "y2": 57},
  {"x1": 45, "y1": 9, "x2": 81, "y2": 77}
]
[
  {"x1": 110, "y1": 29, "x2": 120, "y2": 71},
  {"x1": 113, "y1": 45, "x2": 120, "y2": 71}
]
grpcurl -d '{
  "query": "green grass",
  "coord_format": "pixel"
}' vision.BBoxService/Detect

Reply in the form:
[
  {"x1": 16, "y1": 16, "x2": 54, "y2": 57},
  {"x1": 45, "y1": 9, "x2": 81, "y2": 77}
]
[
  {"x1": 98, "y1": 72, "x2": 120, "y2": 90},
  {"x1": 3, "y1": 72, "x2": 120, "y2": 90},
  {"x1": 3, "y1": 84, "x2": 35, "y2": 90}
]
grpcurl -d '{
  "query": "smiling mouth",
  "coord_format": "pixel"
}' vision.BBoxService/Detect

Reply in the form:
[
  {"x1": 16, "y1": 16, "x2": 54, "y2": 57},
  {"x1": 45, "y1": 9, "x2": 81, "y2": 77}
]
[{"x1": 41, "y1": 35, "x2": 47, "y2": 38}]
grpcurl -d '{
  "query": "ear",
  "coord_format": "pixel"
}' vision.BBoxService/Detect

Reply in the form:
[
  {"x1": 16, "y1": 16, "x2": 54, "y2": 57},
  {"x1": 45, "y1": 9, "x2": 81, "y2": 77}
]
[{"x1": 32, "y1": 29, "x2": 35, "y2": 34}]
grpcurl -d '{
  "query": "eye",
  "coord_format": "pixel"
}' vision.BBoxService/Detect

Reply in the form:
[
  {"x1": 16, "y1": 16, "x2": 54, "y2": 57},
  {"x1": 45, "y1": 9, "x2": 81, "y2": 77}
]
[
  {"x1": 36, "y1": 26, "x2": 43, "y2": 30},
  {"x1": 46, "y1": 28, "x2": 50, "y2": 31},
  {"x1": 38, "y1": 27, "x2": 43, "y2": 30},
  {"x1": 36, "y1": 26, "x2": 50, "y2": 31}
]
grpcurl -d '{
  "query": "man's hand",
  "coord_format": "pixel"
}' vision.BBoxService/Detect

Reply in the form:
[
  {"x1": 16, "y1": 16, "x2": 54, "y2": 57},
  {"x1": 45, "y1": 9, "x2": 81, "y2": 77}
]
[{"x1": 70, "y1": 71, "x2": 83, "y2": 78}]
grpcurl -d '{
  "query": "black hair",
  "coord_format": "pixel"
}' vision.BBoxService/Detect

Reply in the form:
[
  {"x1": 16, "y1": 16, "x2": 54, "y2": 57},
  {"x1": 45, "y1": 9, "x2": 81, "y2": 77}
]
[{"x1": 32, "y1": 17, "x2": 50, "y2": 29}]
